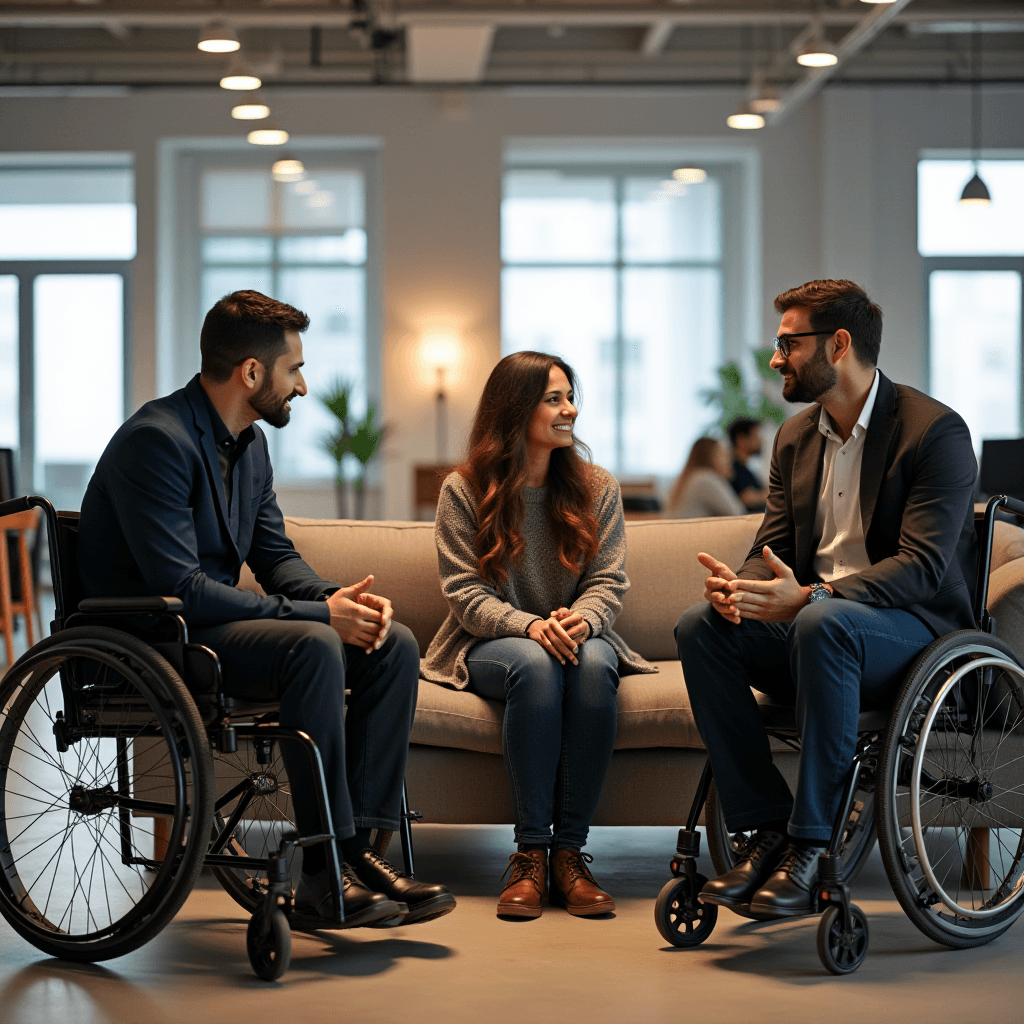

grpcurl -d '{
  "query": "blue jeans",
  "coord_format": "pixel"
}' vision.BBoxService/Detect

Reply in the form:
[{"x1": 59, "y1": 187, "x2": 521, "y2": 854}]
[
  {"x1": 466, "y1": 636, "x2": 620, "y2": 850},
  {"x1": 675, "y1": 599, "x2": 936, "y2": 842}
]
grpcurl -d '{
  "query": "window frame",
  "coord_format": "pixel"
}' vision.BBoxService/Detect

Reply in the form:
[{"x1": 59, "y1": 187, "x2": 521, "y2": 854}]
[
  {"x1": 167, "y1": 145, "x2": 382, "y2": 484},
  {"x1": 500, "y1": 159, "x2": 749, "y2": 475}
]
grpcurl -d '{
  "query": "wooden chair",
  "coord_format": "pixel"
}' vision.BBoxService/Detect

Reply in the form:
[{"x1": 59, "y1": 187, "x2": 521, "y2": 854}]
[{"x1": 0, "y1": 508, "x2": 41, "y2": 665}]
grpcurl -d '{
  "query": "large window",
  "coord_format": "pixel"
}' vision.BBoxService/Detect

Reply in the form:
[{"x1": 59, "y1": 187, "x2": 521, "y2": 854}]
[
  {"x1": 0, "y1": 159, "x2": 133, "y2": 508},
  {"x1": 501, "y1": 165, "x2": 741, "y2": 477},
  {"x1": 170, "y1": 151, "x2": 378, "y2": 484},
  {"x1": 920, "y1": 159, "x2": 1024, "y2": 451}
]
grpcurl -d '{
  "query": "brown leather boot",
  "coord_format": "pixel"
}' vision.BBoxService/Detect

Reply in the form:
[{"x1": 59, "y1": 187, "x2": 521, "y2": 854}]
[
  {"x1": 550, "y1": 848, "x2": 615, "y2": 916},
  {"x1": 496, "y1": 850, "x2": 548, "y2": 918}
]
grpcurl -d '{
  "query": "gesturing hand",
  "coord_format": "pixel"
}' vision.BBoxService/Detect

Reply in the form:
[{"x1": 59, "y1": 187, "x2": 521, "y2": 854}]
[
  {"x1": 327, "y1": 575, "x2": 392, "y2": 653},
  {"x1": 551, "y1": 606, "x2": 591, "y2": 643},
  {"x1": 698, "y1": 551, "x2": 741, "y2": 625},
  {"x1": 527, "y1": 615, "x2": 580, "y2": 665},
  {"x1": 725, "y1": 546, "x2": 812, "y2": 623}
]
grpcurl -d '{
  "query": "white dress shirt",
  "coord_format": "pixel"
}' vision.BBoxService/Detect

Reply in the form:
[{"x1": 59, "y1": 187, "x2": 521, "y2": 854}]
[{"x1": 812, "y1": 370, "x2": 880, "y2": 583}]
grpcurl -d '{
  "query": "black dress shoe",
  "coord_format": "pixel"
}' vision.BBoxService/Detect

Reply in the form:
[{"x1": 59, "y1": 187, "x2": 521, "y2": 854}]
[
  {"x1": 294, "y1": 863, "x2": 404, "y2": 928},
  {"x1": 698, "y1": 830, "x2": 788, "y2": 908},
  {"x1": 749, "y1": 844, "x2": 826, "y2": 917},
  {"x1": 350, "y1": 847, "x2": 457, "y2": 924}
]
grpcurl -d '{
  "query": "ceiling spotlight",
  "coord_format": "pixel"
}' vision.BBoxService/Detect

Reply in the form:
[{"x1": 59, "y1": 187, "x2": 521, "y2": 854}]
[
  {"x1": 672, "y1": 167, "x2": 707, "y2": 184},
  {"x1": 220, "y1": 58, "x2": 261, "y2": 90},
  {"x1": 727, "y1": 105, "x2": 765, "y2": 130},
  {"x1": 198, "y1": 22, "x2": 239, "y2": 53},
  {"x1": 248, "y1": 124, "x2": 289, "y2": 146},
  {"x1": 272, "y1": 158, "x2": 305, "y2": 182},
  {"x1": 231, "y1": 101, "x2": 270, "y2": 120},
  {"x1": 796, "y1": 32, "x2": 838, "y2": 68}
]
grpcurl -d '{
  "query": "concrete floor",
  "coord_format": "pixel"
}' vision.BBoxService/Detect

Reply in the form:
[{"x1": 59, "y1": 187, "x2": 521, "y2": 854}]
[
  {"x1": 2, "y1": 609, "x2": 1022, "y2": 1023},
  {"x1": 0, "y1": 823, "x2": 1021, "y2": 1024}
]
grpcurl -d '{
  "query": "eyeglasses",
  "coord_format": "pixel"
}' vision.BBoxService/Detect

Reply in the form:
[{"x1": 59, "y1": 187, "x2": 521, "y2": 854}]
[{"x1": 772, "y1": 331, "x2": 835, "y2": 358}]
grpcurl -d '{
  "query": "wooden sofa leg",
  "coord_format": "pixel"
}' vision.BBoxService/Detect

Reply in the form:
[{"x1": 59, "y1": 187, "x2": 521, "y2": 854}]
[
  {"x1": 962, "y1": 827, "x2": 990, "y2": 889},
  {"x1": 153, "y1": 816, "x2": 171, "y2": 862}
]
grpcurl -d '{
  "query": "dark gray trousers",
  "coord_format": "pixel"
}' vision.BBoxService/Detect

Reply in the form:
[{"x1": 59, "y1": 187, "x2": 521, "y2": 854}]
[{"x1": 190, "y1": 618, "x2": 419, "y2": 844}]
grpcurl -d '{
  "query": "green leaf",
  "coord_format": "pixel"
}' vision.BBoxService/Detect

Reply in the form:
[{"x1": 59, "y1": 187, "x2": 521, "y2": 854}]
[{"x1": 754, "y1": 348, "x2": 777, "y2": 380}]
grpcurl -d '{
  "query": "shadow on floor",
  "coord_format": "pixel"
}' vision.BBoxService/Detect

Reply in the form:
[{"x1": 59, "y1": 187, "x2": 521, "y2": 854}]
[{"x1": 154, "y1": 915, "x2": 453, "y2": 985}]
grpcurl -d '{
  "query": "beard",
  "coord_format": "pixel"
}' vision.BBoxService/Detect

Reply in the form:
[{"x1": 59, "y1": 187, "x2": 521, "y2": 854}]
[
  {"x1": 249, "y1": 377, "x2": 296, "y2": 428},
  {"x1": 782, "y1": 341, "x2": 837, "y2": 404}
]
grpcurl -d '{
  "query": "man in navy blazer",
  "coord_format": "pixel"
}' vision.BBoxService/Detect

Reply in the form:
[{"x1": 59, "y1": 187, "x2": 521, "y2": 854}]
[
  {"x1": 675, "y1": 279, "x2": 978, "y2": 918},
  {"x1": 79, "y1": 290, "x2": 455, "y2": 928}
]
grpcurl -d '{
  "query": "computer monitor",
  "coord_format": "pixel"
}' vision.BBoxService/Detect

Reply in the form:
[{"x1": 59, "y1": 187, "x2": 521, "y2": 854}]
[{"x1": 979, "y1": 439, "x2": 1024, "y2": 501}]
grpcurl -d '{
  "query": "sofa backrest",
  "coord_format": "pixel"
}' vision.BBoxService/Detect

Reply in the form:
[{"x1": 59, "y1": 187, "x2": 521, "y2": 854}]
[
  {"x1": 240, "y1": 514, "x2": 763, "y2": 659},
  {"x1": 239, "y1": 514, "x2": 1024, "y2": 660}
]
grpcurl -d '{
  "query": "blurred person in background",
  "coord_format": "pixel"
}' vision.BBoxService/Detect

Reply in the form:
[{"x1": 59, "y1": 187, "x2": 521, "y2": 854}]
[
  {"x1": 666, "y1": 437, "x2": 747, "y2": 520},
  {"x1": 728, "y1": 417, "x2": 770, "y2": 512}
]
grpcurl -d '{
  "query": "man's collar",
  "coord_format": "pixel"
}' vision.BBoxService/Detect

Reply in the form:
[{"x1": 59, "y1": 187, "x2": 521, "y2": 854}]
[
  {"x1": 198, "y1": 379, "x2": 256, "y2": 451},
  {"x1": 818, "y1": 369, "x2": 880, "y2": 442}
]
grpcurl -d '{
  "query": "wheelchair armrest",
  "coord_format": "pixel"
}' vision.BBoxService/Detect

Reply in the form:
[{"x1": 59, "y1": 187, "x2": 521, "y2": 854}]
[{"x1": 78, "y1": 596, "x2": 185, "y2": 615}]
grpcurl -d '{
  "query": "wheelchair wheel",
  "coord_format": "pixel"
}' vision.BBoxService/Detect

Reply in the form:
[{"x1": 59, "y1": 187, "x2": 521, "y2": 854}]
[
  {"x1": 0, "y1": 627, "x2": 214, "y2": 961},
  {"x1": 817, "y1": 903, "x2": 869, "y2": 975},
  {"x1": 654, "y1": 874, "x2": 717, "y2": 947},
  {"x1": 877, "y1": 631, "x2": 1024, "y2": 949},
  {"x1": 705, "y1": 777, "x2": 876, "y2": 885},
  {"x1": 209, "y1": 736, "x2": 301, "y2": 914},
  {"x1": 246, "y1": 905, "x2": 291, "y2": 982}
]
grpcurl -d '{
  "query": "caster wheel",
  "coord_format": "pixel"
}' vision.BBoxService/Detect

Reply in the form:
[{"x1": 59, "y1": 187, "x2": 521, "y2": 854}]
[
  {"x1": 654, "y1": 874, "x2": 718, "y2": 947},
  {"x1": 247, "y1": 907, "x2": 292, "y2": 982},
  {"x1": 817, "y1": 903, "x2": 869, "y2": 975}
]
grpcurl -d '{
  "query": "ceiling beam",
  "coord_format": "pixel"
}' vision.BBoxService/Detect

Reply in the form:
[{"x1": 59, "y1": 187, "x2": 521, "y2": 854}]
[
  {"x1": 0, "y1": 7, "x2": 1018, "y2": 31},
  {"x1": 768, "y1": 0, "x2": 917, "y2": 126}
]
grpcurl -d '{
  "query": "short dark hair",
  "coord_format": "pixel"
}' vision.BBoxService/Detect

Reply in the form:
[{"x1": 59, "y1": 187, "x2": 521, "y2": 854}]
[
  {"x1": 200, "y1": 290, "x2": 310, "y2": 383},
  {"x1": 773, "y1": 279, "x2": 883, "y2": 367},
  {"x1": 727, "y1": 417, "x2": 761, "y2": 447}
]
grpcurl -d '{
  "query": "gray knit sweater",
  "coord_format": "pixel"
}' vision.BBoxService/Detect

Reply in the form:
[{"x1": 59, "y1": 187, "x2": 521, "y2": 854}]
[{"x1": 422, "y1": 465, "x2": 656, "y2": 690}]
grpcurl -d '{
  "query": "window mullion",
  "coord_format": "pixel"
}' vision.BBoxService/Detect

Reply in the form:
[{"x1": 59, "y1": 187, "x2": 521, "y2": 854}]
[{"x1": 614, "y1": 175, "x2": 625, "y2": 475}]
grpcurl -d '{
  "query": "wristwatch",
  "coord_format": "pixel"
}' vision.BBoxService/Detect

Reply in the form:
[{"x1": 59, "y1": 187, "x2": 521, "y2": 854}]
[{"x1": 808, "y1": 583, "x2": 832, "y2": 603}]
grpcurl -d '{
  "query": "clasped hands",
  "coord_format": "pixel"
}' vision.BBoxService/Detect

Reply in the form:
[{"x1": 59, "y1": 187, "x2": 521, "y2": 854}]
[
  {"x1": 527, "y1": 607, "x2": 591, "y2": 665},
  {"x1": 326, "y1": 575, "x2": 392, "y2": 653},
  {"x1": 700, "y1": 547, "x2": 813, "y2": 624}
]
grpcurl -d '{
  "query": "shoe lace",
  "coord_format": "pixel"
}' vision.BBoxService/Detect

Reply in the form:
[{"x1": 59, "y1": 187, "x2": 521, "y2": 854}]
[
  {"x1": 558, "y1": 850, "x2": 597, "y2": 885},
  {"x1": 736, "y1": 831, "x2": 780, "y2": 863},
  {"x1": 776, "y1": 844, "x2": 820, "y2": 877},
  {"x1": 499, "y1": 852, "x2": 545, "y2": 887},
  {"x1": 362, "y1": 847, "x2": 402, "y2": 881}
]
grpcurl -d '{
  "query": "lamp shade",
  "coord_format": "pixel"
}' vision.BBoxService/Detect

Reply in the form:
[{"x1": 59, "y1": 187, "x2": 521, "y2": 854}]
[
  {"x1": 959, "y1": 171, "x2": 992, "y2": 206},
  {"x1": 198, "y1": 22, "x2": 239, "y2": 53},
  {"x1": 248, "y1": 127, "x2": 289, "y2": 146},
  {"x1": 797, "y1": 42, "x2": 838, "y2": 68},
  {"x1": 727, "y1": 105, "x2": 765, "y2": 130},
  {"x1": 272, "y1": 159, "x2": 305, "y2": 182},
  {"x1": 231, "y1": 102, "x2": 270, "y2": 120},
  {"x1": 220, "y1": 59, "x2": 261, "y2": 90}
]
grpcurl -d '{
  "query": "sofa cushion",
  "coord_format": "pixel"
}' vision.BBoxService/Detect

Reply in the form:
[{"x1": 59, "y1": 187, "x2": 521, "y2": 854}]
[{"x1": 412, "y1": 661, "x2": 793, "y2": 754}]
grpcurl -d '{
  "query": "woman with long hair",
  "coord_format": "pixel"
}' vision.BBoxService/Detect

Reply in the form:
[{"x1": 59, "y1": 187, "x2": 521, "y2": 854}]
[
  {"x1": 423, "y1": 351, "x2": 654, "y2": 919},
  {"x1": 665, "y1": 436, "x2": 746, "y2": 519}
]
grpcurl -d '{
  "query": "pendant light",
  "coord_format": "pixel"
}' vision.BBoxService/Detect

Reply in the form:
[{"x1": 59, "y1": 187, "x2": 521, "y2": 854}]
[
  {"x1": 796, "y1": 25, "x2": 838, "y2": 68},
  {"x1": 198, "y1": 22, "x2": 239, "y2": 53},
  {"x1": 272, "y1": 159, "x2": 305, "y2": 182},
  {"x1": 727, "y1": 105, "x2": 765, "y2": 130},
  {"x1": 960, "y1": 26, "x2": 991, "y2": 207},
  {"x1": 220, "y1": 58, "x2": 262, "y2": 91},
  {"x1": 231, "y1": 95, "x2": 270, "y2": 120},
  {"x1": 248, "y1": 123, "x2": 290, "y2": 146}
]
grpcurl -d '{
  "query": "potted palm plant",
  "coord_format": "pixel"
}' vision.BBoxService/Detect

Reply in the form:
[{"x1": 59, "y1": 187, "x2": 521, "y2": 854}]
[
  {"x1": 701, "y1": 349, "x2": 785, "y2": 434},
  {"x1": 320, "y1": 378, "x2": 388, "y2": 520}
]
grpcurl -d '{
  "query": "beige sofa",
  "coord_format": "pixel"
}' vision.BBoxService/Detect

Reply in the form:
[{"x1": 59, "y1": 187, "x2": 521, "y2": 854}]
[{"x1": 241, "y1": 512, "x2": 1024, "y2": 829}]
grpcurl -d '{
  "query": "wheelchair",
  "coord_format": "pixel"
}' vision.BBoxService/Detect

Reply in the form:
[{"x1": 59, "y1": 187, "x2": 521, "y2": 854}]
[
  {"x1": 655, "y1": 494, "x2": 1024, "y2": 974},
  {"x1": 0, "y1": 495, "x2": 421, "y2": 982}
]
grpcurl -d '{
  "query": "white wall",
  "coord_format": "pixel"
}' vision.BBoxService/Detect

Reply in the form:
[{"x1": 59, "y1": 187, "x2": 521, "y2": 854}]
[{"x1": 1, "y1": 82, "x2": 1021, "y2": 518}]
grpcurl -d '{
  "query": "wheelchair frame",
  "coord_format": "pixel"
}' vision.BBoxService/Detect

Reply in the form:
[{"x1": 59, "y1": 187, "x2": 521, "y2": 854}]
[
  {"x1": 0, "y1": 493, "x2": 422, "y2": 981},
  {"x1": 655, "y1": 493, "x2": 1024, "y2": 974}
]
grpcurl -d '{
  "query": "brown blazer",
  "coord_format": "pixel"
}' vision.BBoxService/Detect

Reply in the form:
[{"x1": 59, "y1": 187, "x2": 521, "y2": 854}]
[{"x1": 739, "y1": 371, "x2": 978, "y2": 638}]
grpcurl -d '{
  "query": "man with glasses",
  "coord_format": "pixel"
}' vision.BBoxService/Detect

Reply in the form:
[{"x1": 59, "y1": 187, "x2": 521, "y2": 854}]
[{"x1": 674, "y1": 278, "x2": 978, "y2": 917}]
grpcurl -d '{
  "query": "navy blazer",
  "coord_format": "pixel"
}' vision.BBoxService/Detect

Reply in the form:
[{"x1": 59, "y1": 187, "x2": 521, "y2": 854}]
[
  {"x1": 739, "y1": 372, "x2": 979, "y2": 639},
  {"x1": 78, "y1": 375, "x2": 335, "y2": 627}
]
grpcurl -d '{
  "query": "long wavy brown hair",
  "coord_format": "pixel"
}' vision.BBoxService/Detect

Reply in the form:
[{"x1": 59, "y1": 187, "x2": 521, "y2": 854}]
[{"x1": 459, "y1": 351, "x2": 599, "y2": 585}]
